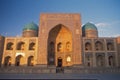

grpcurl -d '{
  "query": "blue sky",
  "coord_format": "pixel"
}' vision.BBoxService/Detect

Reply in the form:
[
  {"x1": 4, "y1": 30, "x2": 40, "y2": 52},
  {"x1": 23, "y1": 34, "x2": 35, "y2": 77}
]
[{"x1": 0, "y1": 0, "x2": 120, "y2": 37}]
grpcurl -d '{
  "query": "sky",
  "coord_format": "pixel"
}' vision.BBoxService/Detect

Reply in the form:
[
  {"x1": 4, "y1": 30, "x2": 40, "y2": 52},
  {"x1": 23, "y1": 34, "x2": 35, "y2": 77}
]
[{"x1": 0, "y1": 0, "x2": 120, "y2": 37}]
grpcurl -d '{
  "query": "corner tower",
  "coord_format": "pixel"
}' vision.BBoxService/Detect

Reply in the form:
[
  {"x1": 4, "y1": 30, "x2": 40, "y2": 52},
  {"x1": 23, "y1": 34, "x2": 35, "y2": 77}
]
[{"x1": 37, "y1": 13, "x2": 82, "y2": 67}]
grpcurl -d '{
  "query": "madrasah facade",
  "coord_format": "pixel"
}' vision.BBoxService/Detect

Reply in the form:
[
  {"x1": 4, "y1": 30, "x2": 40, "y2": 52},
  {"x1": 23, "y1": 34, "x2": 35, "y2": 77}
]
[{"x1": 0, "y1": 13, "x2": 120, "y2": 73}]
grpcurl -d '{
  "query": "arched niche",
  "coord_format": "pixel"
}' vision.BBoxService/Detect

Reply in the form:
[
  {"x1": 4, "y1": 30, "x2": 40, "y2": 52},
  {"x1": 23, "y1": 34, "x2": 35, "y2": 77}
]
[
  {"x1": 6, "y1": 42, "x2": 13, "y2": 50},
  {"x1": 27, "y1": 56, "x2": 34, "y2": 66},
  {"x1": 66, "y1": 42, "x2": 71, "y2": 52},
  {"x1": 85, "y1": 54, "x2": 92, "y2": 67},
  {"x1": 85, "y1": 42, "x2": 92, "y2": 51},
  {"x1": 57, "y1": 42, "x2": 62, "y2": 52},
  {"x1": 95, "y1": 41, "x2": 104, "y2": 51},
  {"x1": 4, "y1": 56, "x2": 11, "y2": 66},
  {"x1": 17, "y1": 42, "x2": 25, "y2": 50},
  {"x1": 15, "y1": 55, "x2": 24, "y2": 66},
  {"x1": 108, "y1": 56, "x2": 115, "y2": 67},
  {"x1": 96, "y1": 55, "x2": 105, "y2": 67},
  {"x1": 107, "y1": 42, "x2": 114, "y2": 51},
  {"x1": 29, "y1": 42, "x2": 35, "y2": 50}
]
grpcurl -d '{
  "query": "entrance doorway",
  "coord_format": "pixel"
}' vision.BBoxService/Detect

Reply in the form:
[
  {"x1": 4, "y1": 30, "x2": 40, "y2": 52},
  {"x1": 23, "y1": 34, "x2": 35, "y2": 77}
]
[
  {"x1": 56, "y1": 57, "x2": 64, "y2": 73},
  {"x1": 57, "y1": 58, "x2": 62, "y2": 67}
]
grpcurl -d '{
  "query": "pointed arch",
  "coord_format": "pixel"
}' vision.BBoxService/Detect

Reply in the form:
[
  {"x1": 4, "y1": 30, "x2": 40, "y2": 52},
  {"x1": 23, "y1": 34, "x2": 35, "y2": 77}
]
[
  {"x1": 47, "y1": 24, "x2": 72, "y2": 66},
  {"x1": 48, "y1": 24, "x2": 72, "y2": 35}
]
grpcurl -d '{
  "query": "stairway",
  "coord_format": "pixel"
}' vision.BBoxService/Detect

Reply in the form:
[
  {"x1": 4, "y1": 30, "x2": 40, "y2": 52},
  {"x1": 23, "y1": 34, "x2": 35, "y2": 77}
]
[{"x1": 56, "y1": 67, "x2": 64, "y2": 73}]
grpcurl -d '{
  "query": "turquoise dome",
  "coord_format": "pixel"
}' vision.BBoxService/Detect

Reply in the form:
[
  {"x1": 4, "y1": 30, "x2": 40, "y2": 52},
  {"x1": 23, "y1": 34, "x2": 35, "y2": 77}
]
[
  {"x1": 23, "y1": 22, "x2": 38, "y2": 31},
  {"x1": 82, "y1": 22, "x2": 97, "y2": 31}
]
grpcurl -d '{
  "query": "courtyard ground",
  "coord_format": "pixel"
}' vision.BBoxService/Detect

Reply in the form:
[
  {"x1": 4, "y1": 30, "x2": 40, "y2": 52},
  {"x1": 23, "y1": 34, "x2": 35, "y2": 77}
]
[{"x1": 0, "y1": 73, "x2": 120, "y2": 80}]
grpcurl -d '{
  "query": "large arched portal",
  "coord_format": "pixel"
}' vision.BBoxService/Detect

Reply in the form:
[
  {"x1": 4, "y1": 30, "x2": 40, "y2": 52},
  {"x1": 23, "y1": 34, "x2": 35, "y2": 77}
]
[{"x1": 47, "y1": 24, "x2": 72, "y2": 67}]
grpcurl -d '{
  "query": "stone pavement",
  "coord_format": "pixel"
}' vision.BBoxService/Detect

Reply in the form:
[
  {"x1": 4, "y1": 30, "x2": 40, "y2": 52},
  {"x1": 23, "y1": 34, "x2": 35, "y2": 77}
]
[{"x1": 0, "y1": 73, "x2": 120, "y2": 80}]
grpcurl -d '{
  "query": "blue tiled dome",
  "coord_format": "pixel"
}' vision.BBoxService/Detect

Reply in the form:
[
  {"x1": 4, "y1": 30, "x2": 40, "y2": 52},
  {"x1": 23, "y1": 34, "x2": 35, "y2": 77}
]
[
  {"x1": 82, "y1": 22, "x2": 97, "y2": 31},
  {"x1": 23, "y1": 22, "x2": 38, "y2": 31}
]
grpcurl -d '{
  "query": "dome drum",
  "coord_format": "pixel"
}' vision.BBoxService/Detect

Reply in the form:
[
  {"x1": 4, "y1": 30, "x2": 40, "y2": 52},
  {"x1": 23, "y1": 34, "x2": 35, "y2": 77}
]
[
  {"x1": 22, "y1": 22, "x2": 38, "y2": 37},
  {"x1": 82, "y1": 22, "x2": 98, "y2": 38},
  {"x1": 22, "y1": 30, "x2": 38, "y2": 37}
]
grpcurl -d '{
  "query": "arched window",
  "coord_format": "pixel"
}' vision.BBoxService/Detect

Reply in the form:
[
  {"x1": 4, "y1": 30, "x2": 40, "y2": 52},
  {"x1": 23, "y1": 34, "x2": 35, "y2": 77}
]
[
  {"x1": 17, "y1": 42, "x2": 25, "y2": 50},
  {"x1": 27, "y1": 56, "x2": 34, "y2": 66},
  {"x1": 29, "y1": 42, "x2": 35, "y2": 50},
  {"x1": 96, "y1": 55, "x2": 105, "y2": 67},
  {"x1": 4, "y1": 56, "x2": 11, "y2": 66},
  {"x1": 48, "y1": 42, "x2": 55, "y2": 65},
  {"x1": 15, "y1": 55, "x2": 23, "y2": 66},
  {"x1": 57, "y1": 42, "x2": 62, "y2": 52},
  {"x1": 50, "y1": 42, "x2": 54, "y2": 53},
  {"x1": 85, "y1": 42, "x2": 92, "y2": 51},
  {"x1": 6, "y1": 42, "x2": 13, "y2": 50},
  {"x1": 108, "y1": 56, "x2": 114, "y2": 67},
  {"x1": 66, "y1": 42, "x2": 71, "y2": 51},
  {"x1": 66, "y1": 56, "x2": 71, "y2": 63},
  {"x1": 107, "y1": 43, "x2": 114, "y2": 51},
  {"x1": 95, "y1": 41, "x2": 103, "y2": 51}
]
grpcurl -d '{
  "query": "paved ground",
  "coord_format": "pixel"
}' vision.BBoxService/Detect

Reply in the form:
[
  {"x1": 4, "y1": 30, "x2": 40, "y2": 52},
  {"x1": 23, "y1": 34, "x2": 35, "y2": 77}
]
[{"x1": 0, "y1": 73, "x2": 120, "y2": 80}]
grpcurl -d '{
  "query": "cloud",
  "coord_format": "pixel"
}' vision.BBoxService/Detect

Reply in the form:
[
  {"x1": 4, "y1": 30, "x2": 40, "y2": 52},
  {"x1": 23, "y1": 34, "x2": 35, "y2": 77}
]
[
  {"x1": 95, "y1": 20, "x2": 120, "y2": 37},
  {"x1": 113, "y1": 34, "x2": 120, "y2": 37},
  {"x1": 95, "y1": 20, "x2": 120, "y2": 27},
  {"x1": 95, "y1": 22, "x2": 110, "y2": 27}
]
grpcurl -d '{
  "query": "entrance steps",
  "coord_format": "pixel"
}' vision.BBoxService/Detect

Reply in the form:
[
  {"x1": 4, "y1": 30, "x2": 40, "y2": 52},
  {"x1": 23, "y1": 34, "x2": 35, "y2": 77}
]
[
  {"x1": 0, "y1": 66, "x2": 120, "y2": 74},
  {"x1": 56, "y1": 67, "x2": 64, "y2": 73}
]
